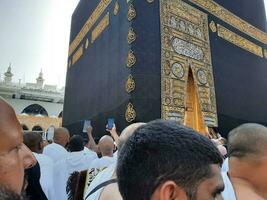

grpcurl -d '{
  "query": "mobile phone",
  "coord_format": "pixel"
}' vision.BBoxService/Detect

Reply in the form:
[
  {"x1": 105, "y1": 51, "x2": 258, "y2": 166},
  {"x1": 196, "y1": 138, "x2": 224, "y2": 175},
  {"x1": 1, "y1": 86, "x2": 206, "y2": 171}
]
[
  {"x1": 83, "y1": 120, "x2": 91, "y2": 133},
  {"x1": 107, "y1": 118, "x2": 114, "y2": 130}
]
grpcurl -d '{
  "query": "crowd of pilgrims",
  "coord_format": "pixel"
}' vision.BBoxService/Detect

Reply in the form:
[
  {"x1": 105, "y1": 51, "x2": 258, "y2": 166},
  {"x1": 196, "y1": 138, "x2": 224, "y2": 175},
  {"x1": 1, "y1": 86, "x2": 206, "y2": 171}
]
[{"x1": 1, "y1": 97, "x2": 267, "y2": 200}]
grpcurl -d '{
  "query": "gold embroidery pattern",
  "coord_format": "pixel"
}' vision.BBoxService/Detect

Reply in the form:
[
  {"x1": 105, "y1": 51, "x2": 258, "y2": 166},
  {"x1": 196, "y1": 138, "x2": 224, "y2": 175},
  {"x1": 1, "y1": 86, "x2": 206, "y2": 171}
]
[
  {"x1": 126, "y1": 50, "x2": 136, "y2": 68},
  {"x1": 209, "y1": 21, "x2": 217, "y2": 33},
  {"x1": 160, "y1": 0, "x2": 218, "y2": 126},
  {"x1": 127, "y1": 28, "x2": 136, "y2": 44},
  {"x1": 188, "y1": 0, "x2": 267, "y2": 45},
  {"x1": 125, "y1": 103, "x2": 136, "y2": 122},
  {"x1": 91, "y1": 13, "x2": 110, "y2": 43},
  {"x1": 217, "y1": 24, "x2": 263, "y2": 58},
  {"x1": 68, "y1": 0, "x2": 112, "y2": 56},
  {"x1": 128, "y1": 4, "x2": 136, "y2": 21},
  {"x1": 72, "y1": 45, "x2": 84, "y2": 66},
  {"x1": 125, "y1": 74, "x2": 135, "y2": 93},
  {"x1": 264, "y1": 49, "x2": 267, "y2": 59},
  {"x1": 114, "y1": 1, "x2": 119, "y2": 16},
  {"x1": 85, "y1": 39, "x2": 89, "y2": 49}
]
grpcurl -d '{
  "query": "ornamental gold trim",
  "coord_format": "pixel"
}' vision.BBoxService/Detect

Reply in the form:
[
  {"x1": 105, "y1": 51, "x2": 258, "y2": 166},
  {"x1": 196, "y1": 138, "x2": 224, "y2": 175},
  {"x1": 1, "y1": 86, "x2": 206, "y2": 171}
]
[
  {"x1": 264, "y1": 49, "x2": 267, "y2": 59},
  {"x1": 217, "y1": 24, "x2": 263, "y2": 58},
  {"x1": 125, "y1": 74, "x2": 135, "y2": 93},
  {"x1": 91, "y1": 12, "x2": 110, "y2": 43},
  {"x1": 85, "y1": 39, "x2": 89, "y2": 49},
  {"x1": 114, "y1": 1, "x2": 119, "y2": 16},
  {"x1": 160, "y1": 0, "x2": 218, "y2": 127},
  {"x1": 68, "y1": 0, "x2": 112, "y2": 56},
  {"x1": 128, "y1": 4, "x2": 136, "y2": 21},
  {"x1": 126, "y1": 50, "x2": 136, "y2": 68},
  {"x1": 127, "y1": 27, "x2": 136, "y2": 44},
  {"x1": 125, "y1": 103, "x2": 136, "y2": 123},
  {"x1": 72, "y1": 45, "x2": 84, "y2": 66},
  {"x1": 188, "y1": 0, "x2": 267, "y2": 45},
  {"x1": 209, "y1": 21, "x2": 217, "y2": 33}
]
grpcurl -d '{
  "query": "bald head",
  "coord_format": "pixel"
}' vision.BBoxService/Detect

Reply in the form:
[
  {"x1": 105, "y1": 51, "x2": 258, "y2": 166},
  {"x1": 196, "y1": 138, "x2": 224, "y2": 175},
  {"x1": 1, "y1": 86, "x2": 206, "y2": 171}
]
[
  {"x1": 0, "y1": 98, "x2": 21, "y2": 139},
  {"x1": 228, "y1": 123, "x2": 267, "y2": 159},
  {"x1": 98, "y1": 135, "x2": 114, "y2": 157},
  {"x1": 53, "y1": 127, "x2": 70, "y2": 148},
  {"x1": 118, "y1": 123, "x2": 146, "y2": 150},
  {"x1": 0, "y1": 98, "x2": 36, "y2": 194}
]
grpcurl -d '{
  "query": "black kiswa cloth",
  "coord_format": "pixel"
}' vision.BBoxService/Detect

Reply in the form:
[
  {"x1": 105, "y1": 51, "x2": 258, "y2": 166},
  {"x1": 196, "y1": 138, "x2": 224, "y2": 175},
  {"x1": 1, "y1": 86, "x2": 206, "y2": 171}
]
[{"x1": 25, "y1": 161, "x2": 48, "y2": 200}]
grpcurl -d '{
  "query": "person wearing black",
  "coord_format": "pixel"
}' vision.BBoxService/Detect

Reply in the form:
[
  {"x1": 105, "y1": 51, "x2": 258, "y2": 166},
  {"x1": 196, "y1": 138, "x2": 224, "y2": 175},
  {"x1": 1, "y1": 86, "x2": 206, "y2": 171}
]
[{"x1": 25, "y1": 162, "x2": 48, "y2": 200}]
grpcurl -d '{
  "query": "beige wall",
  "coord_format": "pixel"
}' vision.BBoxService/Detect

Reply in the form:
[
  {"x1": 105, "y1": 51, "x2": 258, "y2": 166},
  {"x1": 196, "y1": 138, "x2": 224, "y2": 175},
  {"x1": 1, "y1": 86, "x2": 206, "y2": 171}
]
[{"x1": 17, "y1": 115, "x2": 62, "y2": 131}]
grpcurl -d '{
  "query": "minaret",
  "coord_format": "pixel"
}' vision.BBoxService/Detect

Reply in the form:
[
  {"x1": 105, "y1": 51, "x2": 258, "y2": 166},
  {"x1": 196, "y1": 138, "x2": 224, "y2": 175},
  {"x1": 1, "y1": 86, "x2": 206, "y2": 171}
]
[
  {"x1": 36, "y1": 69, "x2": 44, "y2": 89},
  {"x1": 4, "y1": 63, "x2": 13, "y2": 85}
]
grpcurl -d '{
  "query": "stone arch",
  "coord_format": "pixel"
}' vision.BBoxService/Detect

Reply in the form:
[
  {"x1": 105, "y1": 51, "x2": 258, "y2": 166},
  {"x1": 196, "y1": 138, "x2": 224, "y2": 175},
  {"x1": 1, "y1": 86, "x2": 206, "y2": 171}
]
[
  {"x1": 21, "y1": 124, "x2": 29, "y2": 131},
  {"x1": 32, "y1": 125, "x2": 43, "y2": 132},
  {"x1": 22, "y1": 104, "x2": 48, "y2": 117}
]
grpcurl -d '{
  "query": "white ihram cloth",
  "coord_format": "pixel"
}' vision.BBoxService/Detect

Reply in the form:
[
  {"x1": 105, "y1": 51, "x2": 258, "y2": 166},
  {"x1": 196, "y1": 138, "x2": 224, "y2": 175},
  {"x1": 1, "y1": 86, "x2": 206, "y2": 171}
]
[
  {"x1": 221, "y1": 172, "x2": 236, "y2": 200},
  {"x1": 84, "y1": 163, "x2": 116, "y2": 200},
  {"x1": 89, "y1": 156, "x2": 116, "y2": 169},
  {"x1": 33, "y1": 153, "x2": 55, "y2": 200},
  {"x1": 221, "y1": 157, "x2": 229, "y2": 172},
  {"x1": 54, "y1": 148, "x2": 98, "y2": 200},
  {"x1": 43, "y1": 143, "x2": 68, "y2": 162}
]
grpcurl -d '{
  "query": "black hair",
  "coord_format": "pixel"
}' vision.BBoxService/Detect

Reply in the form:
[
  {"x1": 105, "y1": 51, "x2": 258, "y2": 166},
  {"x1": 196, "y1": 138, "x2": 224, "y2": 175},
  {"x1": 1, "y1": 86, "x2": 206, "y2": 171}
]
[
  {"x1": 68, "y1": 135, "x2": 84, "y2": 152},
  {"x1": 117, "y1": 120, "x2": 223, "y2": 200},
  {"x1": 23, "y1": 132, "x2": 43, "y2": 152}
]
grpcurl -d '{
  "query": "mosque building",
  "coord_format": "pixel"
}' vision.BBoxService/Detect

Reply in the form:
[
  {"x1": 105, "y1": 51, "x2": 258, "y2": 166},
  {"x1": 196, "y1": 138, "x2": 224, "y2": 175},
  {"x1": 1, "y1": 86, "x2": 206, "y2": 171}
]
[{"x1": 0, "y1": 64, "x2": 64, "y2": 133}]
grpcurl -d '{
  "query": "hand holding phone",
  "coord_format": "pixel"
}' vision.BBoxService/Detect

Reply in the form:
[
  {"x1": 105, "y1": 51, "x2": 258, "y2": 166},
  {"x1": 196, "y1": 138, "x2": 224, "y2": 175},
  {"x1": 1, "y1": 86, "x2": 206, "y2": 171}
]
[
  {"x1": 83, "y1": 120, "x2": 91, "y2": 133},
  {"x1": 107, "y1": 118, "x2": 114, "y2": 130}
]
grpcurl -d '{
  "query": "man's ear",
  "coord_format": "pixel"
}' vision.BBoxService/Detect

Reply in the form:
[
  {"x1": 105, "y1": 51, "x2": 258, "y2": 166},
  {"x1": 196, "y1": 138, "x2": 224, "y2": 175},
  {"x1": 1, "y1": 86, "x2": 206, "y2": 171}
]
[{"x1": 152, "y1": 181, "x2": 187, "y2": 200}]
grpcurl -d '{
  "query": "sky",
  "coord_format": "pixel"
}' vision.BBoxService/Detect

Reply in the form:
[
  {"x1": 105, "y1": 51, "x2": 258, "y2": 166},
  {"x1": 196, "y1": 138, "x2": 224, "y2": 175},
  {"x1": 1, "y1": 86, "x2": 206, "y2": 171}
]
[
  {"x1": 0, "y1": 0, "x2": 266, "y2": 88},
  {"x1": 0, "y1": 0, "x2": 79, "y2": 88}
]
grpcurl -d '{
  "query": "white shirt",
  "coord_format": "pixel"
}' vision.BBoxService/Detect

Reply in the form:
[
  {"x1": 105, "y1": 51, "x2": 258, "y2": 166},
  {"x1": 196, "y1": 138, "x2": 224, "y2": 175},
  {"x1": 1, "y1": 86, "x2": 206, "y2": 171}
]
[
  {"x1": 84, "y1": 163, "x2": 116, "y2": 200},
  {"x1": 43, "y1": 143, "x2": 68, "y2": 162},
  {"x1": 34, "y1": 153, "x2": 55, "y2": 200},
  {"x1": 89, "y1": 156, "x2": 116, "y2": 169},
  {"x1": 221, "y1": 172, "x2": 237, "y2": 200},
  {"x1": 54, "y1": 149, "x2": 98, "y2": 200}
]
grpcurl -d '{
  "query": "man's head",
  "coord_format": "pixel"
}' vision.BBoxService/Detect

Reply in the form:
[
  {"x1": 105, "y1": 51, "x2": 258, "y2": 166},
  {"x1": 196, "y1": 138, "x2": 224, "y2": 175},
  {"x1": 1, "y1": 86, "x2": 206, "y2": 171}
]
[
  {"x1": 98, "y1": 135, "x2": 114, "y2": 157},
  {"x1": 117, "y1": 120, "x2": 224, "y2": 200},
  {"x1": 117, "y1": 122, "x2": 146, "y2": 150},
  {"x1": 0, "y1": 98, "x2": 36, "y2": 194},
  {"x1": 23, "y1": 132, "x2": 44, "y2": 154},
  {"x1": 53, "y1": 127, "x2": 70, "y2": 148},
  {"x1": 228, "y1": 123, "x2": 267, "y2": 196},
  {"x1": 68, "y1": 135, "x2": 84, "y2": 152}
]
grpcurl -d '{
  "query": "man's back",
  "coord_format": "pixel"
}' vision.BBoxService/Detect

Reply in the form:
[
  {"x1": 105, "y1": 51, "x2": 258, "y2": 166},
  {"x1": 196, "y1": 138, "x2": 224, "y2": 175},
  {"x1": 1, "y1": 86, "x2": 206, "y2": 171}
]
[
  {"x1": 54, "y1": 150, "x2": 97, "y2": 200},
  {"x1": 43, "y1": 143, "x2": 68, "y2": 162},
  {"x1": 89, "y1": 156, "x2": 115, "y2": 169}
]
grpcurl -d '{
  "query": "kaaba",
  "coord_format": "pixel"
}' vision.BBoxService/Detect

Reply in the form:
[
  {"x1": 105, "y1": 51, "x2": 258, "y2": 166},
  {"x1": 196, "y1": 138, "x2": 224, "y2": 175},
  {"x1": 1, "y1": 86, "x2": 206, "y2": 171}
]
[{"x1": 63, "y1": 0, "x2": 267, "y2": 139}]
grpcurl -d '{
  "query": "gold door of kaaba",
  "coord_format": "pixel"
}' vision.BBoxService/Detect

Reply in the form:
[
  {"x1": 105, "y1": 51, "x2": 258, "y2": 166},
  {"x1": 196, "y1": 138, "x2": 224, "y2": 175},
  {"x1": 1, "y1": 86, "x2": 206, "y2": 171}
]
[{"x1": 160, "y1": 0, "x2": 218, "y2": 135}]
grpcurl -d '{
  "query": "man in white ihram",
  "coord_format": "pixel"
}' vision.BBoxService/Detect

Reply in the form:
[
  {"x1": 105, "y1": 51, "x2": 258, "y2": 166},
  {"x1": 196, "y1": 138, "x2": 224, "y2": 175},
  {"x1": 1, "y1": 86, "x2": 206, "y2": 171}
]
[{"x1": 43, "y1": 127, "x2": 70, "y2": 162}]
